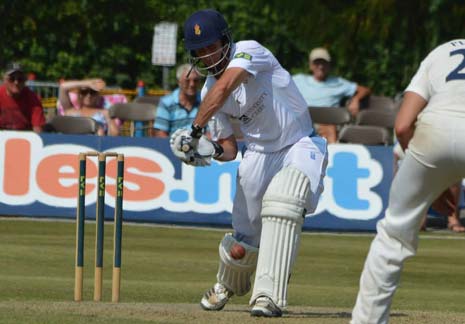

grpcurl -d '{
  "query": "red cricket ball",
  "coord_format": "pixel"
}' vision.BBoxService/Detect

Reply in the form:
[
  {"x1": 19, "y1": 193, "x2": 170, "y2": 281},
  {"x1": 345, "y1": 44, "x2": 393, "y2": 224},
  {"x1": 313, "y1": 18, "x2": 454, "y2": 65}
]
[{"x1": 230, "y1": 243, "x2": 246, "y2": 259}]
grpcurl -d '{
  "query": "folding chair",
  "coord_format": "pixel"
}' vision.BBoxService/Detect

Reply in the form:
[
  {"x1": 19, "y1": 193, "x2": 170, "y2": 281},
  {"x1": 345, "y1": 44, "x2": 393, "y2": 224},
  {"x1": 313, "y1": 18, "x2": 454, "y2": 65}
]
[
  {"x1": 109, "y1": 103, "x2": 157, "y2": 137},
  {"x1": 46, "y1": 115, "x2": 98, "y2": 135},
  {"x1": 338, "y1": 125, "x2": 391, "y2": 145},
  {"x1": 366, "y1": 95, "x2": 396, "y2": 111},
  {"x1": 355, "y1": 110, "x2": 397, "y2": 129},
  {"x1": 133, "y1": 96, "x2": 161, "y2": 106},
  {"x1": 308, "y1": 106, "x2": 351, "y2": 125}
]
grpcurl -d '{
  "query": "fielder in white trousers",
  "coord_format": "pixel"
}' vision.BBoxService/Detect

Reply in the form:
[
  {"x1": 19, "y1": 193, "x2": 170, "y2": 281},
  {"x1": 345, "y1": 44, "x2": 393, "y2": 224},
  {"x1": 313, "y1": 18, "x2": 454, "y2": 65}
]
[{"x1": 352, "y1": 39, "x2": 465, "y2": 324}]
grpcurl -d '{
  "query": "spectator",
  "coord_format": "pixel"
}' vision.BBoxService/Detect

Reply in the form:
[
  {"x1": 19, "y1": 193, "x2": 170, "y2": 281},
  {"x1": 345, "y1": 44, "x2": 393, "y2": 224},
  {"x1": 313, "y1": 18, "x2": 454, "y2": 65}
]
[
  {"x1": 58, "y1": 78, "x2": 119, "y2": 136},
  {"x1": 152, "y1": 64, "x2": 202, "y2": 137},
  {"x1": 432, "y1": 182, "x2": 464, "y2": 232},
  {"x1": 0, "y1": 62, "x2": 46, "y2": 132},
  {"x1": 293, "y1": 47, "x2": 371, "y2": 143}
]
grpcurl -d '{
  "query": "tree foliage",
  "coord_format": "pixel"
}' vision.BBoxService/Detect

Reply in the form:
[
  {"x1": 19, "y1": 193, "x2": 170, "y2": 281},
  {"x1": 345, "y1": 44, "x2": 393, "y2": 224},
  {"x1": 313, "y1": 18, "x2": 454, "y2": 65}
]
[{"x1": 1, "y1": 0, "x2": 464, "y2": 95}]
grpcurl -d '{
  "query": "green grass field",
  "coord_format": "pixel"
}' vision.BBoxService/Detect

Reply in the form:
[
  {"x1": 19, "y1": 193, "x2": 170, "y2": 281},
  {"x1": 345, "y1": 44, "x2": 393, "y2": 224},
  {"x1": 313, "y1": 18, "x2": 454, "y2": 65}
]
[{"x1": 1, "y1": 217, "x2": 465, "y2": 323}]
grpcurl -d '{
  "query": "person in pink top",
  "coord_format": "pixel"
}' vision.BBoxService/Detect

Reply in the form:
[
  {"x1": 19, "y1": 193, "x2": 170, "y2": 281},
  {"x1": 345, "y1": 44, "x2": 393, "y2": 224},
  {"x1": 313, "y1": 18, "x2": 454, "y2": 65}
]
[{"x1": 58, "y1": 78, "x2": 122, "y2": 135}]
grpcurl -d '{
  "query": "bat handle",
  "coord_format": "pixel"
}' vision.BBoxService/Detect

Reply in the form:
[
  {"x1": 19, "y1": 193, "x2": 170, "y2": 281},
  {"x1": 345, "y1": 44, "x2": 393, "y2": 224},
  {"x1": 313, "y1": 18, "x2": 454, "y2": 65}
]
[
  {"x1": 180, "y1": 136, "x2": 199, "y2": 153},
  {"x1": 181, "y1": 143, "x2": 191, "y2": 152}
]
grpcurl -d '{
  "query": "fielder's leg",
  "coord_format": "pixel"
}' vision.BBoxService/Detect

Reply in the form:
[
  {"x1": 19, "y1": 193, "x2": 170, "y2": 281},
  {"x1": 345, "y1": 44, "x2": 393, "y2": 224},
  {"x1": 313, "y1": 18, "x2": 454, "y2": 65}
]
[
  {"x1": 351, "y1": 152, "x2": 457, "y2": 324},
  {"x1": 250, "y1": 167, "x2": 311, "y2": 317},
  {"x1": 200, "y1": 234, "x2": 258, "y2": 311}
]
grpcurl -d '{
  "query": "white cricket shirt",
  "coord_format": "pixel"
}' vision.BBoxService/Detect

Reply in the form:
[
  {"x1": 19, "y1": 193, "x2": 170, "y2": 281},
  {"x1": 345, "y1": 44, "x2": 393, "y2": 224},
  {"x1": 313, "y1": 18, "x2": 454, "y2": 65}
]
[
  {"x1": 202, "y1": 40, "x2": 314, "y2": 153},
  {"x1": 406, "y1": 39, "x2": 465, "y2": 119}
]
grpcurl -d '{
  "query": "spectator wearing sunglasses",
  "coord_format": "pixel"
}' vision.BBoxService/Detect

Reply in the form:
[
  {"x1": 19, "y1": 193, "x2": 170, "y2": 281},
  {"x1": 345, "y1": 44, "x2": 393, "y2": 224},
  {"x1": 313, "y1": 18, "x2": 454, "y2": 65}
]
[
  {"x1": 0, "y1": 62, "x2": 46, "y2": 132},
  {"x1": 59, "y1": 78, "x2": 119, "y2": 135}
]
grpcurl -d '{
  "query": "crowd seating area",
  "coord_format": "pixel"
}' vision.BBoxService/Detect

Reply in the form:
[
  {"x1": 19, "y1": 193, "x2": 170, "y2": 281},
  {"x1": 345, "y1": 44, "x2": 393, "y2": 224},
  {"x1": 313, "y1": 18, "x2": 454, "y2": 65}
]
[
  {"x1": 27, "y1": 80, "x2": 166, "y2": 115},
  {"x1": 27, "y1": 80, "x2": 166, "y2": 137},
  {"x1": 309, "y1": 95, "x2": 400, "y2": 145},
  {"x1": 29, "y1": 79, "x2": 399, "y2": 144}
]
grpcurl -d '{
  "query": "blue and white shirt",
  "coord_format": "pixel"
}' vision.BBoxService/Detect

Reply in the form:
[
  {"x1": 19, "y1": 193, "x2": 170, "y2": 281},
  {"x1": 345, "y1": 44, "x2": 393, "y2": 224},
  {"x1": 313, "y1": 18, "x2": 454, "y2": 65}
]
[{"x1": 154, "y1": 88, "x2": 201, "y2": 135}]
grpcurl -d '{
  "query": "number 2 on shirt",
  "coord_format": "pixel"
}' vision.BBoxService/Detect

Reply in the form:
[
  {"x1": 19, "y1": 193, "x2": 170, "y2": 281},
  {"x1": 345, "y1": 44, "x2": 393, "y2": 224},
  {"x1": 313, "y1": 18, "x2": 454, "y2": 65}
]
[{"x1": 446, "y1": 49, "x2": 465, "y2": 82}]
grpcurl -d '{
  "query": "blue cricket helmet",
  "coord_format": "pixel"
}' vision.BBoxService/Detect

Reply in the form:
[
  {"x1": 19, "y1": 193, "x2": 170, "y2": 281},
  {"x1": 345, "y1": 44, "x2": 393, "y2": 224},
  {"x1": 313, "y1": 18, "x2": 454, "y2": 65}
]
[{"x1": 184, "y1": 9, "x2": 231, "y2": 51}]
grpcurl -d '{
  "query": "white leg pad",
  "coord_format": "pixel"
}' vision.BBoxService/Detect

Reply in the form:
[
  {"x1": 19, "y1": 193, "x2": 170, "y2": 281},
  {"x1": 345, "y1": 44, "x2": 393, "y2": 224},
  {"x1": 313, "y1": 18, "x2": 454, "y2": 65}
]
[
  {"x1": 250, "y1": 167, "x2": 310, "y2": 308},
  {"x1": 217, "y1": 233, "x2": 259, "y2": 296}
]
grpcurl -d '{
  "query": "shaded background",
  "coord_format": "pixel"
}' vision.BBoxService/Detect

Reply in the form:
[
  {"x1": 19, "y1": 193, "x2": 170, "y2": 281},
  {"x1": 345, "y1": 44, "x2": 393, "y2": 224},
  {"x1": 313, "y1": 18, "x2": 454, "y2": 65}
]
[{"x1": 1, "y1": 0, "x2": 464, "y2": 95}]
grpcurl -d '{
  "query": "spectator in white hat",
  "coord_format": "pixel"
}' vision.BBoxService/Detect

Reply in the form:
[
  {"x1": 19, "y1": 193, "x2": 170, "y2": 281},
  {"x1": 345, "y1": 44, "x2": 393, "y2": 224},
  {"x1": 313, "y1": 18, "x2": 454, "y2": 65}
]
[{"x1": 293, "y1": 47, "x2": 371, "y2": 143}]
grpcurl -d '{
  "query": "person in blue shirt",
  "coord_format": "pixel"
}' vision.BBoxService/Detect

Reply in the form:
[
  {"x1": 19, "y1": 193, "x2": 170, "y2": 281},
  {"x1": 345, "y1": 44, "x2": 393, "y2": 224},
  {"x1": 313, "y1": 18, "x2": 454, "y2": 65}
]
[
  {"x1": 152, "y1": 64, "x2": 202, "y2": 137},
  {"x1": 293, "y1": 47, "x2": 371, "y2": 143}
]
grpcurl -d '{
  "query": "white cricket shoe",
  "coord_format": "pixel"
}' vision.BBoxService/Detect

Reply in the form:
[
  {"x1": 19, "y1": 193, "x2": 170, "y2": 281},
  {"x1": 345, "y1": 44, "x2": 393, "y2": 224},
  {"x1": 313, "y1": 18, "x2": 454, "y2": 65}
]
[
  {"x1": 250, "y1": 296, "x2": 283, "y2": 317},
  {"x1": 200, "y1": 283, "x2": 233, "y2": 311}
]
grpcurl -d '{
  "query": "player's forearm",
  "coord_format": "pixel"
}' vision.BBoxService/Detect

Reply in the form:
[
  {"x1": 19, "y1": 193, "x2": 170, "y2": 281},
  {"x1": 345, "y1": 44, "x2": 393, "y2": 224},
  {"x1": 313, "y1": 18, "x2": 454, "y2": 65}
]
[
  {"x1": 396, "y1": 127, "x2": 414, "y2": 151},
  {"x1": 194, "y1": 68, "x2": 249, "y2": 128},
  {"x1": 395, "y1": 91, "x2": 427, "y2": 150},
  {"x1": 216, "y1": 150, "x2": 237, "y2": 162},
  {"x1": 214, "y1": 135, "x2": 238, "y2": 162},
  {"x1": 194, "y1": 85, "x2": 227, "y2": 127}
]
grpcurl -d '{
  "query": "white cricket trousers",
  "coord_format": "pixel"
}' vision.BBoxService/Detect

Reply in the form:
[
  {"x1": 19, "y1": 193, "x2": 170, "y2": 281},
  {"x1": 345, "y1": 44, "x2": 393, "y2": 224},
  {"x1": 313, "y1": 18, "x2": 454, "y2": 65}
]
[
  {"x1": 232, "y1": 135, "x2": 328, "y2": 247},
  {"x1": 351, "y1": 114, "x2": 465, "y2": 324}
]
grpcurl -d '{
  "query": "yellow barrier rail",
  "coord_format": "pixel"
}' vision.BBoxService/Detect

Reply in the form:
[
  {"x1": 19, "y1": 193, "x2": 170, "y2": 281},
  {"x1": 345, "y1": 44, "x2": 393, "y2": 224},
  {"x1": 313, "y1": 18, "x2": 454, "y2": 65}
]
[{"x1": 100, "y1": 88, "x2": 169, "y2": 98}]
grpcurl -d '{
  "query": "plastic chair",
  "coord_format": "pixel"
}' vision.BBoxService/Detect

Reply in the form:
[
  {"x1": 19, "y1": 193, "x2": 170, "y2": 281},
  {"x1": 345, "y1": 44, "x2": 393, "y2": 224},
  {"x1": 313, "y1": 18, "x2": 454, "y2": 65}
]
[
  {"x1": 46, "y1": 115, "x2": 98, "y2": 135},
  {"x1": 308, "y1": 107, "x2": 351, "y2": 125},
  {"x1": 133, "y1": 96, "x2": 161, "y2": 106},
  {"x1": 109, "y1": 103, "x2": 157, "y2": 137},
  {"x1": 355, "y1": 110, "x2": 397, "y2": 128},
  {"x1": 338, "y1": 125, "x2": 391, "y2": 145},
  {"x1": 366, "y1": 95, "x2": 396, "y2": 111}
]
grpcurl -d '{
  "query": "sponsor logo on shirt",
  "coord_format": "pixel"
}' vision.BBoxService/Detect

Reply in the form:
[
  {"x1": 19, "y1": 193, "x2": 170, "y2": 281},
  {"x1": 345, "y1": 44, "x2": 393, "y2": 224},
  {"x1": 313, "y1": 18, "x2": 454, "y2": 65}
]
[
  {"x1": 238, "y1": 115, "x2": 251, "y2": 123},
  {"x1": 238, "y1": 92, "x2": 268, "y2": 125},
  {"x1": 234, "y1": 52, "x2": 252, "y2": 61}
]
